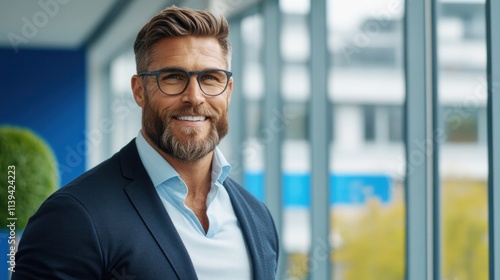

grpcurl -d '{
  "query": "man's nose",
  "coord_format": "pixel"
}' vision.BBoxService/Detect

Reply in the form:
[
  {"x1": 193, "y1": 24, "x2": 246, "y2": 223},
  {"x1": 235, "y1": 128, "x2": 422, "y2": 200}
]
[{"x1": 181, "y1": 76, "x2": 205, "y2": 106}]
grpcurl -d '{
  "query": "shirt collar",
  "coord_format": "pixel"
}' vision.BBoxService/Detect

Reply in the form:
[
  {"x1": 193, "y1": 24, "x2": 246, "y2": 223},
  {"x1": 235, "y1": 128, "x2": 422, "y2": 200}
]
[
  {"x1": 135, "y1": 131, "x2": 231, "y2": 187},
  {"x1": 212, "y1": 146, "x2": 232, "y2": 185}
]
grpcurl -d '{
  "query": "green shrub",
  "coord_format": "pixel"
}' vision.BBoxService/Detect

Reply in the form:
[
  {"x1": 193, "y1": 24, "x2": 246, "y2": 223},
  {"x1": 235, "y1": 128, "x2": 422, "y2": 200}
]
[{"x1": 0, "y1": 126, "x2": 59, "y2": 230}]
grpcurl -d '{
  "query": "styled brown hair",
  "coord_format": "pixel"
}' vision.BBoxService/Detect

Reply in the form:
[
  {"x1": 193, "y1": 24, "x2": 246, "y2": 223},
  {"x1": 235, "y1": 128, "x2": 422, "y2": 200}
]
[{"x1": 133, "y1": 6, "x2": 231, "y2": 72}]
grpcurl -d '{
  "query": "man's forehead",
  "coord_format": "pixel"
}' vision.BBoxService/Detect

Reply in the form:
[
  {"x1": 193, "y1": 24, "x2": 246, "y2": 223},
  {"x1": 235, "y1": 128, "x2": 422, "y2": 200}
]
[{"x1": 148, "y1": 36, "x2": 227, "y2": 68}]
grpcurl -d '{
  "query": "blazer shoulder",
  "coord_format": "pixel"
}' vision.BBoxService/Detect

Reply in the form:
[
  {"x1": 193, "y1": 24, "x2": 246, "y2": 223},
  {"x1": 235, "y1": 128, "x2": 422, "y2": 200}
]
[{"x1": 54, "y1": 139, "x2": 146, "y2": 201}]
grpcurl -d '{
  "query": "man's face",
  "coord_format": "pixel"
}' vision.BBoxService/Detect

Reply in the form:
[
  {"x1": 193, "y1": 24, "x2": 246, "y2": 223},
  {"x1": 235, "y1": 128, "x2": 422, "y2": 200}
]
[{"x1": 132, "y1": 36, "x2": 232, "y2": 162}]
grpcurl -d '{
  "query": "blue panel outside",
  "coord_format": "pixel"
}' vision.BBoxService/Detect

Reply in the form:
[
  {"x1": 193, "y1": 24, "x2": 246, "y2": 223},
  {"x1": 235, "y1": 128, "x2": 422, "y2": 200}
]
[
  {"x1": 283, "y1": 173, "x2": 310, "y2": 208},
  {"x1": 242, "y1": 171, "x2": 392, "y2": 207},
  {"x1": 244, "y1": 171, "x2": 265, "y2": 202},
  {"x1": 331, "y1": 174, "x2": 392, "y2": 205}
]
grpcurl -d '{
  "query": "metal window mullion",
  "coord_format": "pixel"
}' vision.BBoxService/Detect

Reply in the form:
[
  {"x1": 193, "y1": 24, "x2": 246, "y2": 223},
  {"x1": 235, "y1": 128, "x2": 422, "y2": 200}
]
[
  {"x1": 404, "y1": 0, "x2": 439, "y2": 279},
  {"x1": 309, "y1": 0, "x2": 331, "y2": 279},
  {"x1": 103, "y1": 64, "x2": 114, "y2": 160},
  {"x1": 486, "y1": 0, "x2": 500, "y2": 278},
  {"x1": 262, "y1": 0, "x2": 285, "y2": 278},
  {"x1": 430, "y1": 2, "x2": 442, "y2": 279}
]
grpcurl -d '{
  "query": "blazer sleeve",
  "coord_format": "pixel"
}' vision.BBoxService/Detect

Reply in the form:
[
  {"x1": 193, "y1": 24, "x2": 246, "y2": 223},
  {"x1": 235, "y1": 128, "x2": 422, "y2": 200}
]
[{"x1": 12, "y1": 193, "x2": 103, "y2": 280}]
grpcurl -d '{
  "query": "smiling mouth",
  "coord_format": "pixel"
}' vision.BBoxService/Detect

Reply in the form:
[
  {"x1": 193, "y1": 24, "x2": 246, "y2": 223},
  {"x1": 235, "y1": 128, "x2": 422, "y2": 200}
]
[{"x1": 175, "y1": 116, "x2": 207, "y2": 122}]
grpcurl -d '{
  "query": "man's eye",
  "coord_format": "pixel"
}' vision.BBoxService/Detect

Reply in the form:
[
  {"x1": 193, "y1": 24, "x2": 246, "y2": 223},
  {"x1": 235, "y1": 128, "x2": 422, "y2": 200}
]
[
  {"x1": 162, "y1": 73, "x2": 185, "y2": 81},
  {"x1": 201, "y1": 71, "x2": 226, "y2": 83},
  {"x1": 201, "y1": 74, "x2": 217, "y2": 81}
]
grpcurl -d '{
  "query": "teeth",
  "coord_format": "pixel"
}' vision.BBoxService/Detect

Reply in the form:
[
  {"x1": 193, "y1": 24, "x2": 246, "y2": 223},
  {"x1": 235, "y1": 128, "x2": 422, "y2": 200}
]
[{"x1": 176, "y1": 116, "x2": 207, "y2": 121}]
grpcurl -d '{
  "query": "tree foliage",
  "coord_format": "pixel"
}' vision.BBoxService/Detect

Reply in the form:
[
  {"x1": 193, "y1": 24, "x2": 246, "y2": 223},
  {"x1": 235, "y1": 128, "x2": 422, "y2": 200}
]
[
  {"x1": 442, "y1": 180, "x2": 488, "y2": 280},
  {"x1": 333, "y1": 198, "x2": 405, "y2": 280},
  {"x1": 333, "y1": 180, "x2": 488, "y2": 280}
]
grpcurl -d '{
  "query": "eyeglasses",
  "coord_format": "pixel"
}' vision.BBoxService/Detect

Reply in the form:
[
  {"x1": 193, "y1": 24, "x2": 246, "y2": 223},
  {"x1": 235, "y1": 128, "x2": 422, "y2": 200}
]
[{"x1": 138, "y1": 67, "x2": 232, "y2": 96}]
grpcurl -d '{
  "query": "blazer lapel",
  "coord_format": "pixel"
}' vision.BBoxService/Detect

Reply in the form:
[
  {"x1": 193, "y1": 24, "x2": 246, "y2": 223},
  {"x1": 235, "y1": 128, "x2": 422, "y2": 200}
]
[
  {"x1": 224, "y1": 181, "x2": 268, "y2": 279},
  {"x1": 120, "y1": 140, "x2": 198, "y2": 280}
]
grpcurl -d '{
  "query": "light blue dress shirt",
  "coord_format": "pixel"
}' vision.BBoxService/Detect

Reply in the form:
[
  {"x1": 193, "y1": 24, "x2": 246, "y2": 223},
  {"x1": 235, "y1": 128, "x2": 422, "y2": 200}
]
[{"x1": 135, "y1": 132, "x2": 252, "y2": 279}]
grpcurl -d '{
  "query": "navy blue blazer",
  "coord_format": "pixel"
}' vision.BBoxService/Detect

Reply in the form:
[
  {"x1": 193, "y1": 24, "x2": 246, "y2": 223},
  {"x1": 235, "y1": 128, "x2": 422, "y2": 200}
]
[{"x1": 13, "y1": 139, "x2": 279, "y2": 280}]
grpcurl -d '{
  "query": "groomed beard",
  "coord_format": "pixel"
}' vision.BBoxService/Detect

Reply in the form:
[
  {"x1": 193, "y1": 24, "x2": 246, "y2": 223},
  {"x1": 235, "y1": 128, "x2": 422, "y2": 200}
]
[{"x1": 142, "y1": 93, "x2": 228, "y2": 162}]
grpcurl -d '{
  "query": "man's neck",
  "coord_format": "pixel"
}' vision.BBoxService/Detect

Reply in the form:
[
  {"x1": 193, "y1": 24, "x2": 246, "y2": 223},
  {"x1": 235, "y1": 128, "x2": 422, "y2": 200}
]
[
  {"x1": 165, "y1": 152, "x2": 213, "y2": 193},
  {"x1": 141, "y1": 131, "x2": 213, "y2": 193}
]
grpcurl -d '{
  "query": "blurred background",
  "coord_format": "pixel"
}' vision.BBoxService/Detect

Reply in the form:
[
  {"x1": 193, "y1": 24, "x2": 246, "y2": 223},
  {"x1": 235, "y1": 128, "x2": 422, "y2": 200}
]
[{"x1": 0, "y1": 0, "x2": 491, "y2": 279}]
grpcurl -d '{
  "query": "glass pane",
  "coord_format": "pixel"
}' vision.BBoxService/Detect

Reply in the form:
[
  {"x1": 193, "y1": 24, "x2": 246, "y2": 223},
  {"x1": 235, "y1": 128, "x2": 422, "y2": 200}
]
[
  {"x1": 443, "y1": 106, "x2": 480, "y2": 143},
  {"x1": 279, "y1": 0, "x2": 312, "y2": 278},
  {"x1": 327, "y1": 0, "x2": 406, "y2": 279},
  {"x1": 437, "y1": 0, "x2": 489, "y2": 279},
  {"x1": 241, "y1": 13, "x2": 265, "y2": 200},
  {"x1": 109, "y1": 51, "x2": 142, "y2": 154}
]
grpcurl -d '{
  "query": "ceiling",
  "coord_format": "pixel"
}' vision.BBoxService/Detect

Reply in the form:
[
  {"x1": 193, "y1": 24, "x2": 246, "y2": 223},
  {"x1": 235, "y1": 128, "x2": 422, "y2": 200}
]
[
  {"x1": 0, "y1": 0, "x2": 122, "y2": 49},
  {"x1": 0, "y1": 0, "x2": 258, "y2": 51}
]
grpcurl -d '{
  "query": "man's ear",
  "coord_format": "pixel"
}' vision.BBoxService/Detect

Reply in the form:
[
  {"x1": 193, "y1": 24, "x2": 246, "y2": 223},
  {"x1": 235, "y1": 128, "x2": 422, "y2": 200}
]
[
  {"x1": 226, "y1": 77, "x2": 233, "y2": 105},
  {"x1": 131, "y1": 75, "x2": 146, "y2": 108}
]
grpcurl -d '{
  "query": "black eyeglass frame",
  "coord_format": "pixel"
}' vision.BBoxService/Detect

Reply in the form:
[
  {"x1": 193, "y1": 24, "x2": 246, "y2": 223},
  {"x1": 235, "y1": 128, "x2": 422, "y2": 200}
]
[{"x1": 138, "y1": 67, "x2": 233, "y2": 96}]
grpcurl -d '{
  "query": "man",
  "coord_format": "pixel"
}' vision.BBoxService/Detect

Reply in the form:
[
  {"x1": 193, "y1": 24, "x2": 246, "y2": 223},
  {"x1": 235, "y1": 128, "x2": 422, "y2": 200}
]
[{"x1": 13, "y1": 6, "x2": 279, "y2": 280}]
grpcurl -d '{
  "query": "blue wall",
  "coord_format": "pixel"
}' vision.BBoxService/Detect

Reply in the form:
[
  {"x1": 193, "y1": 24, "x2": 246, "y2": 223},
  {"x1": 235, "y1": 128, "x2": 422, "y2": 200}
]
[{"x1": 0, "y1": 48, "x2": 86, "y2": 186}]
